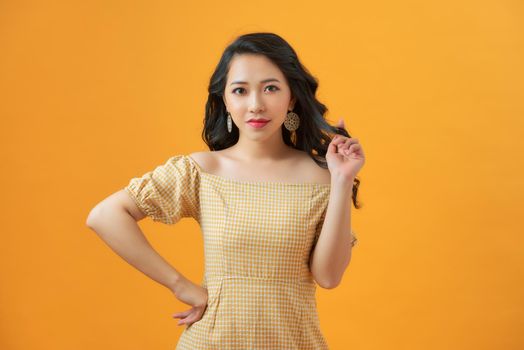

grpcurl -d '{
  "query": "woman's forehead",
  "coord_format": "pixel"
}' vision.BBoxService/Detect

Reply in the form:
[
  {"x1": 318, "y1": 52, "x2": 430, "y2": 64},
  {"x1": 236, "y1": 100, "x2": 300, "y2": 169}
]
[{"x1": 227, "y1": 54, "x2": 284, "y2": 82}]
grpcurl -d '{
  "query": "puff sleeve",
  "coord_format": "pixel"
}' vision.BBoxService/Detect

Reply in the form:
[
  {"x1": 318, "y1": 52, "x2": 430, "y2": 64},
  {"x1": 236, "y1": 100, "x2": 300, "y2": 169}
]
[{"x1": 123, "y1": 155, "x2": 200, "y2": 225}]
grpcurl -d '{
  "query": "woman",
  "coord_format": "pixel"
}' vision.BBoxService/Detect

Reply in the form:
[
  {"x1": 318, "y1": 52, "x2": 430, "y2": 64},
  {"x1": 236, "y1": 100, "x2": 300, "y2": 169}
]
[{"x1": 87, "y1": 32, "x2": 365, "y2": 349}]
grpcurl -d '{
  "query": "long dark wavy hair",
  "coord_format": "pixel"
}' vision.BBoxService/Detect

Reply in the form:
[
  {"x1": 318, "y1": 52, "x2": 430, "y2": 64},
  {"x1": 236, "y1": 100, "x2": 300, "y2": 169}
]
[{"x1": 201, "y1": 32, "x2": 362, "y2": 209}]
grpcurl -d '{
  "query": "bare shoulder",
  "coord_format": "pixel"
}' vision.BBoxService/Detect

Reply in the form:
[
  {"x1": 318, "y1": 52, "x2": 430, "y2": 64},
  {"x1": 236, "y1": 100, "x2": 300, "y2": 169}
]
[
  {"x1": 188, "y1": 150, "x2": 220, "y2": 174},
  {"x1": 293, "y1": 150, "x2": 331, "y2": 185},
  {"x1": 188, "y1": 149, "x2": 330, "y2": 184}
]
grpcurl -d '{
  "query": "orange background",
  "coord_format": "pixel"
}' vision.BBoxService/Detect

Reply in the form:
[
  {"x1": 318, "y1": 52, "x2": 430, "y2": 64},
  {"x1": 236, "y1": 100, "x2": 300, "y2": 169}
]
[{"x1": 1, "y1": 1, "x2": 522, "y2": 349}]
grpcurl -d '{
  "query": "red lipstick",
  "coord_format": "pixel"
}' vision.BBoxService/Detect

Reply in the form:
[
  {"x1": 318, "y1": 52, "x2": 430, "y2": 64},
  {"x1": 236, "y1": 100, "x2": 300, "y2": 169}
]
[{"x1": 247, "y1": 119, "x2": 270, "y2": 128}]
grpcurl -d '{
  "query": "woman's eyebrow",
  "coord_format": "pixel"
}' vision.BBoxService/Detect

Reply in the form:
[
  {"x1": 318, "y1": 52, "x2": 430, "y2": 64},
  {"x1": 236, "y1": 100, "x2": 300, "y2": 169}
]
[{"x1": 230, "y1": 78, "x2": 281, "y2": 86}]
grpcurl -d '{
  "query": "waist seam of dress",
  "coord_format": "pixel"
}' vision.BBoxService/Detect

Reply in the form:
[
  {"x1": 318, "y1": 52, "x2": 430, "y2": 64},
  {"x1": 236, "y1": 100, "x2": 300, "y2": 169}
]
[{"x1": 206, "y1": 275, "x2": 315, "y2": 284}]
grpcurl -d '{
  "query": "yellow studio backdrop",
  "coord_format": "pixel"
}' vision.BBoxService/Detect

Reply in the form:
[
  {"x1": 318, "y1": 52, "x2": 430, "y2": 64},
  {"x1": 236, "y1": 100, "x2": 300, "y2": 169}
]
[{"x1": 1, "y1": 1, "x2": 522, "y2": 349}]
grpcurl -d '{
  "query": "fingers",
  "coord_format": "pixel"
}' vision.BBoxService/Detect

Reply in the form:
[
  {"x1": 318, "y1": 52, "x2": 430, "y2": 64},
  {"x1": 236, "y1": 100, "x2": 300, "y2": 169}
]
[
  {"x1": 173, "y1": 309, "x2": 193, "y2": 325},
  {"x1": 340, "y1": 142, "x2": 351, "y2": 156},
  {"x1": 173, "y1": 309, "x2": 191, "y2": 318},
  {"x1": 327, "y1": 140, "x2": 338, "y2": 154},
  {"x1": 346, "y1": 143, "x2": 360, "y2": 156},
  {"x1": 179, "y1": 313, "x2": 197, "y2": 326},
  {"x1": 173, "y1": 305, "x2": 207, "y2": 326},
  {"x1": 332, "y1": 135, "x2": 358, "y2": 145},
  {"x1": 328, "y1": 134, "x2": 361, "y2": 157},
  {"x1": 332, "y1": 135, "x2": 358, "y2": 149},
  {"x1": 341, "y1": 142, "x2": 353, "y2": 156}
]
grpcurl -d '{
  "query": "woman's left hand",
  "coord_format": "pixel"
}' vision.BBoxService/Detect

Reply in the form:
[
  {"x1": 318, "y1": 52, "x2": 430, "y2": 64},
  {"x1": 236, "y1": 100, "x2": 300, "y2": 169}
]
[{"x1": 326, "y1": 118, "x2": 366, "y2": 183}]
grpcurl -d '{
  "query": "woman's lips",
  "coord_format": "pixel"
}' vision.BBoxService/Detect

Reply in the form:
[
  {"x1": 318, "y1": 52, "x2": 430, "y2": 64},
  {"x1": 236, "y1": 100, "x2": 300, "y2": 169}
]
[{"x1": 247, "y1": 120, "x2": 270, "y2": 128}]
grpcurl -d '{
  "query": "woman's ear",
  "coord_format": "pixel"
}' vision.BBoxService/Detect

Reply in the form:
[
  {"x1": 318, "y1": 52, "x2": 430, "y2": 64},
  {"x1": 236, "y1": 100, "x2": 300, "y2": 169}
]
[
  {"x1": 289, "y1": 97, "x2": 296, "y2": 111},
  {"x1": 222, "y1": 95, "x2": 228, "y2": 110}
]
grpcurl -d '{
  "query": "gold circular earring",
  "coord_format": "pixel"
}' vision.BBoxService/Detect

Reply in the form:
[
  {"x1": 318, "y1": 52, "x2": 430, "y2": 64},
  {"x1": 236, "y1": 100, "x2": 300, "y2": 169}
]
[
  {"x1": 284, "y1": 110, "x2": 300, "y2": 145},
  {"x1": 284, "y1": 111, "x2": 300, "y2": 131},
  {"x1": 226, "y1": 112, "x2": 232, "y2": 133}
]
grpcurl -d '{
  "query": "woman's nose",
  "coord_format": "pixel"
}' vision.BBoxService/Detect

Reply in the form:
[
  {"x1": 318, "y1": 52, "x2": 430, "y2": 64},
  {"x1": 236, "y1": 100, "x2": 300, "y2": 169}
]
[{"x1": 248, "y1": 93, "x2": 265, "y2": 113}]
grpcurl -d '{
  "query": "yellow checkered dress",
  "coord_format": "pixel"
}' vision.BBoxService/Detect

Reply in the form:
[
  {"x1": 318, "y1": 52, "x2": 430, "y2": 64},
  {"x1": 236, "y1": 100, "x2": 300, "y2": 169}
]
[{"x1": 124, "y1": 154, "x2": 352, "y2": 349}]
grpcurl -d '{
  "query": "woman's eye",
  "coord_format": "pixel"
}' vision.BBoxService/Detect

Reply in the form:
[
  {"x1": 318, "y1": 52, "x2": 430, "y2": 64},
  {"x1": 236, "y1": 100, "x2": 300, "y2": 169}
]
[
  {"x1": 265, "y1": 85, "x2": 280, "y2": 92},
  {"x1": 232, "y1": 86, "x2": 280, "y2": 94}
]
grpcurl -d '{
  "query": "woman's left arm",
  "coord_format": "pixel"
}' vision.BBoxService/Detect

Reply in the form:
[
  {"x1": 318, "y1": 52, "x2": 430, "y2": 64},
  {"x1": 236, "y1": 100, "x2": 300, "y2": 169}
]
[
  {"x1": 310, "y1": 177, "x2": 355, "y2": 289},
  {"x1": 310, "y1": 118, "x2": 365, "y2": 289}
]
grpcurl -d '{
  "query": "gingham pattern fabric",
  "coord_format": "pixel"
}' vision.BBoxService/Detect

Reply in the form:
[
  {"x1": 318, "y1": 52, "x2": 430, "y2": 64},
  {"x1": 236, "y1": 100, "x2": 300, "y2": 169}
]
[{"x1": 124, "y1": 154, "x2": 357, "y2": 349}]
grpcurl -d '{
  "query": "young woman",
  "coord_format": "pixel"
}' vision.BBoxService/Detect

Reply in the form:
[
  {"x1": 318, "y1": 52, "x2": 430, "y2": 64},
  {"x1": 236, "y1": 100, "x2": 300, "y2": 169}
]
[{"x1": 87, "y1": 32, "x2": 365, "y2": 349}]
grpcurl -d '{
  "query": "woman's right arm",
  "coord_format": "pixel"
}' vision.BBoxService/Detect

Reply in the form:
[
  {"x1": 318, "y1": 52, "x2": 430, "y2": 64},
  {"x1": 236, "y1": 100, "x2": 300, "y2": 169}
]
[{"x1": 85, "y1": 190, "x2": 207, "y2": 310}]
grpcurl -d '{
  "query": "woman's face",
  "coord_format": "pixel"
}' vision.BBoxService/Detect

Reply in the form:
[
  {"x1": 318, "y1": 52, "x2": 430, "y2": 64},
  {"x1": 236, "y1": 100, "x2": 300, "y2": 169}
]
[{"x1": 223, "y1": 53, "x2": 295, "y2": 140}]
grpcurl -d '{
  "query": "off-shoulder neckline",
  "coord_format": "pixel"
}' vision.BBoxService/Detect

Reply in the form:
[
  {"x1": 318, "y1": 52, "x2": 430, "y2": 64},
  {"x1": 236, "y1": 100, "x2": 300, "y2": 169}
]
[{"x1": 185, "y1": 155, "x2": 331, "y2": 188}]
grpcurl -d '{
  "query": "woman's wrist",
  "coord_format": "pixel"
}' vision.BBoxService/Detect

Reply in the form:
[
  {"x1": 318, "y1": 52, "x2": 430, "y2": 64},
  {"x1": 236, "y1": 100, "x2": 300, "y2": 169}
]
[
  {"x1": 330, "y1": 172, "x2": 355, "y2": 190},
  {"x1": 169, "y1": 273, "x2": 187, "y2": 295}
]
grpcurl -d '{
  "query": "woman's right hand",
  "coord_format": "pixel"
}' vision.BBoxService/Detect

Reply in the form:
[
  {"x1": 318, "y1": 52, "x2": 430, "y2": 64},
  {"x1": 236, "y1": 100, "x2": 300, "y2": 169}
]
[{"x1": 171, "y1": 276, "x2": 209, "y2": 327}]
